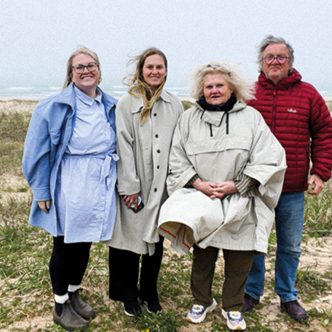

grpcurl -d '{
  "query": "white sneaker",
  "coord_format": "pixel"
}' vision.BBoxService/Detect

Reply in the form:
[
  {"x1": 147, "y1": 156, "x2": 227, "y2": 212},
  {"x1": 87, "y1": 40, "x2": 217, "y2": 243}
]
[
  {"x1": 186, "y1": 298, "x2": 217, "y2": 324},
  {"x1": 222, "y1": 309, "x2": 246, "y2": 330}
]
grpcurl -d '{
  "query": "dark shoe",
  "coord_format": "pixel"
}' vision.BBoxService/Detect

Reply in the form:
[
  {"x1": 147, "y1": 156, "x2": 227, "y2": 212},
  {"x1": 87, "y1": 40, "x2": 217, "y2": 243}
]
[
  {"x1": 70, "y1": 290, "x2": 96, "y2": 320},
  {"x1": 53, "y1": 301, "x2": 88, "y2": 331},
  {"x1": 123, "y1": 300, "x2": 142, "y2": 317},
  {"x1": 242, "y1": 293, "x2": 259, "y2": 312},
  {"x1": 281, "y1": 300, "x2": 308, "y2": 321},
  {"x1": 142, "y1": 300, "x2": 162, "y2": 314}
]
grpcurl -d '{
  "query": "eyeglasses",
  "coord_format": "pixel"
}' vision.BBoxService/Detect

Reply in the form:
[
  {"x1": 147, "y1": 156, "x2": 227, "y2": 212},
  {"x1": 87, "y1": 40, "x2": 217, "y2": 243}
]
[
  {"x1": 72, "y1": 62, "x2": 98, "y2": 73},
  {"x1": 263, "y1": 55, "x2": 289, "y2": 64}
]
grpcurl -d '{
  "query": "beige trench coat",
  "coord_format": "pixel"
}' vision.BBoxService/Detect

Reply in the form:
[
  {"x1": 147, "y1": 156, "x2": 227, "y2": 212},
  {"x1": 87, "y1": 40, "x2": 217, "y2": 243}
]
[
  {"x1": 106, "y1": 90, "x2": 183, "y2": 254},
  {"x1": 158, "y1": 102, "x2": 286, "y2": 254}
]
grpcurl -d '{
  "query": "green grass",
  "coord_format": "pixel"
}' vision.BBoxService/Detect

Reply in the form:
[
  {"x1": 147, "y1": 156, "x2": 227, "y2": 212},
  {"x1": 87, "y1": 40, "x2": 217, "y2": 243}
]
[
  {"x1": 181, "y1": 99, "x2": 194, "y2": 110},
  {"x1": 296, "y1": 267, "x2": 331, "y2": 302},
  {"x1": 1, "y1": 109, "x2": 332, "y2": 331},
  {"x1": 0, "y1": 112, "x2": 30, "y2": 176},
  {"x1": 304, "y1": 185, "x2": 332, "y2": 236}
]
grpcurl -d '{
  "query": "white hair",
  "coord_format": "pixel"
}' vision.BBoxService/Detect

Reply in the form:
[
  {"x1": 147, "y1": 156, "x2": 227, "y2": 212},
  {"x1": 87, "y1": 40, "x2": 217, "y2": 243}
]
[{"x1": 191, "y1": 62, "x2": 254, "y2": 102}]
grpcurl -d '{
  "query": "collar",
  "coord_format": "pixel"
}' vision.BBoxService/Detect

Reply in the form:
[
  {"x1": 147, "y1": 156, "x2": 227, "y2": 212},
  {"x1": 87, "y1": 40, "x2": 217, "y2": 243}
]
[
  {"x1": 197, "y1": 100, "x2": 246, "y2": 126},
  {"x1": 258, "y1": 68, "x2": 302, "y2": 90},
  {"x1": 50, "y1": 83, "x2": 116, "y2": 113},
  {"x1": 159, "y1": 89, "x2": 172, "y2": 103},
  {"x1": 74, "y1": 85, "x2": 102, "y2": 106},
  {"x1": 130, "y1": 89, "x2": 172, "y2": 114},
  {"x1": 197, "y1": 94, "x2": 237, "y2": 112}
]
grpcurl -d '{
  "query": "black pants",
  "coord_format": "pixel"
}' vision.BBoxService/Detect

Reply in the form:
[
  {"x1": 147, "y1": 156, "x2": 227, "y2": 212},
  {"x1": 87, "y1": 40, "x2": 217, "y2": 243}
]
[
  {"x1": 49, "y1": 236, "x2": 92, "y2": 295},
  {"x1": 108, "y1": 238, "x2": 164, "y2": 303}
]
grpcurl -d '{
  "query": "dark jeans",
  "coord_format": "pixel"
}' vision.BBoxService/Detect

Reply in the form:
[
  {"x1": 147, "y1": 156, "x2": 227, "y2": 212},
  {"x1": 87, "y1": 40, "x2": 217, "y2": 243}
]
[
  {"x1": 49, "y1": 236, "x2": 92, "y2": 295},
  {"x1": 109, "y1": 238, "x2": 164, "y2": 303},
  {"x1": 191, "y1": 245, "x2": 253, "y2": 311}
]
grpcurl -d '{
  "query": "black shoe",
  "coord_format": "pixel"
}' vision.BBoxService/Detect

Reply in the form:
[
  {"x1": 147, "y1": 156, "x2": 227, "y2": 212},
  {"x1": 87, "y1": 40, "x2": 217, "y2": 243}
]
[
  {"x1": 70, "y1": 290, "x2": 96, "y2": 320},
  {"x1": 53, "y1": 301, "x2": 88, "y2": 331},
  {"x1": 143, "y1": 300, "x2": 162, "y2": 314},
  {"x1": 242, "y1": 293, "x2": 259, "y2": 312},
  {"x1": 123, "y1": 300, "x2": 142, "y2": 317},
  {"x1": 281, "y1": 300, "x2": 308, "y2": 321}
]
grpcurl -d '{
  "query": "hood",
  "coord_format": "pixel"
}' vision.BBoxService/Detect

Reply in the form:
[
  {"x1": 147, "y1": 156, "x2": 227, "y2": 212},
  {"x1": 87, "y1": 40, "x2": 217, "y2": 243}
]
[
  {"x1": 196, "y1": 100, "x2": 247, "y2": 135},
  {"x1": 258, "y1": 68, "x2": 302, "y2": 90},
  {"x1": 196, "y1": 100, "x2": 246, "y2": 126}
]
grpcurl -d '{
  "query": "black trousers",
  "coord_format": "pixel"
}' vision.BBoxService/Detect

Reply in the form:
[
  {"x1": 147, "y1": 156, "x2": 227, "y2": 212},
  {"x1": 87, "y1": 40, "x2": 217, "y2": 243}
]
[
  {"x1": 108, "y1": 238, "x2": 164, "y2": 303},
  {"x1": 49, "y1": 236, "x2": 92, "y2": 295}
]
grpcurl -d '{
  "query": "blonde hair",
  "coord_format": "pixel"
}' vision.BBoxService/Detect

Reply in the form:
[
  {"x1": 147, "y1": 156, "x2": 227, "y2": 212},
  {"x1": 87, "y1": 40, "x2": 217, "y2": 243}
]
[
  {"x1": 191, "y1": 62, "x2": 254, "y2": 102},
  {"x1": 63, "y1": 47, "x2": 101, "y2": 88},
  {"x1": 125, "y1": 47, "x2": 168, "y2": 123}
]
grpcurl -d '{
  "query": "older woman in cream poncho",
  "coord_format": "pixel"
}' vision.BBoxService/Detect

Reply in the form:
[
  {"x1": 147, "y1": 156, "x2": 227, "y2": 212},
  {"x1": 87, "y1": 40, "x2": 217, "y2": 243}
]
[{"x1": 158, "y1": 62, "x2": 286, "y2": 330}]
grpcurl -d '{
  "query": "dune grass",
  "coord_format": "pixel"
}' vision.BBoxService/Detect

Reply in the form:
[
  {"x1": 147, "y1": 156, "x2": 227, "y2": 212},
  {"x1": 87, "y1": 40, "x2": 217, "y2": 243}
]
[{"x1": 1, "y1": 108, "x2": 332, "y2": 331}]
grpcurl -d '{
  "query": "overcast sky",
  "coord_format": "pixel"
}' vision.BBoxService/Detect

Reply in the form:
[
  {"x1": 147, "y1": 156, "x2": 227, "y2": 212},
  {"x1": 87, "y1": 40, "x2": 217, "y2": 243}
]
[{"x1": 1, "y1": 0, "x2": 332, "y2": 94}]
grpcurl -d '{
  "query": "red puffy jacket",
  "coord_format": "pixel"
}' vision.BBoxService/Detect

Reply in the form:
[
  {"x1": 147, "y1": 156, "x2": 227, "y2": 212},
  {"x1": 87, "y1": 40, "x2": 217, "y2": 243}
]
[{"x1": 248, "y1": 69, "x2": 332, "y2": 192}]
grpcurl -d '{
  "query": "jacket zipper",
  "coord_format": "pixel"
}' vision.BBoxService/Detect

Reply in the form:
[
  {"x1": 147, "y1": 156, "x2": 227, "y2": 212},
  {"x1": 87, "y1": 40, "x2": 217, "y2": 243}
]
[{"x1": 272, "y1": 89, "x2": 277, "y2": 133}]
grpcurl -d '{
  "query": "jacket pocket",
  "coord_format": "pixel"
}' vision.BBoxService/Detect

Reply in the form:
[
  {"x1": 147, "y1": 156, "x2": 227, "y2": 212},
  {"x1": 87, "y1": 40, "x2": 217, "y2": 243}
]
[
  {"x1": 185, "y1": 135, "x2": 251, "y2": 182},
  {"x1": 186, "y1": 135, "x2": 251, "y2": 155}
]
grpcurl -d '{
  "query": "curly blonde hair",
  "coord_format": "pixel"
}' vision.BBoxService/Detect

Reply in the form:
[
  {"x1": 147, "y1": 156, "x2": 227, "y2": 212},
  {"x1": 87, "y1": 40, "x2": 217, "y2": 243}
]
[{"x1": 191, "y1": 62, "x2": 254, "y2": 102}]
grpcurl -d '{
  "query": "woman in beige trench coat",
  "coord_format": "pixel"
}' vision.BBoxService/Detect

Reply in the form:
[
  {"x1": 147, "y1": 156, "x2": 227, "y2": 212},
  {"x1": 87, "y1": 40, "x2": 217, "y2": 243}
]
[{"x1": 106, "y1": 47, "x2": 183, "y2": 316}]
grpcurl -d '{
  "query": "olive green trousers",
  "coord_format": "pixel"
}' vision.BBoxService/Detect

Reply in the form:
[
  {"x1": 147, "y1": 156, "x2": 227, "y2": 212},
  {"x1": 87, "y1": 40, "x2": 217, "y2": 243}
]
[{"x1": 191, "y1": 245, "x2": 254, "y2": 311}]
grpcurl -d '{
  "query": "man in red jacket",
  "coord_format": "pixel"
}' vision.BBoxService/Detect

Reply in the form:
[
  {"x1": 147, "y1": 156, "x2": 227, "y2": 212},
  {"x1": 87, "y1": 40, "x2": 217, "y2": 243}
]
[{"x1": 243, "y1": 35, "x2": 332, "y2": 320}]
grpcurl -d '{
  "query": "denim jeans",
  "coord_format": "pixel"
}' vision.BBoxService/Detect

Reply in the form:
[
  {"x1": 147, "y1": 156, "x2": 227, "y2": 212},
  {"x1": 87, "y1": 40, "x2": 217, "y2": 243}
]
[{"x1": 245, "y1": 192, "x2": 305, "y2": 303}]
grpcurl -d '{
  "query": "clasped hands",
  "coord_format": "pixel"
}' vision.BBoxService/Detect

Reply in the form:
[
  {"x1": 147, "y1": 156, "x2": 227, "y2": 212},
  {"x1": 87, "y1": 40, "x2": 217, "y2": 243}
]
[{"x1": 192, "y1": 178, "x2": 237, "y2": 199}]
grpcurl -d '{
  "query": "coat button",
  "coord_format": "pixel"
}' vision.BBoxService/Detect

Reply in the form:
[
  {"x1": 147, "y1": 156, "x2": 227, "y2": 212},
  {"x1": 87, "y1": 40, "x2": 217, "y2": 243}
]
[
  {"x1": 155, "y1": 134, "x2": 159, "y2": 138},
  {"x1": 157, "y1": 165, "x2": 160, "y2": 169},
  {"x1": 157, "y1": 149, "x2": 160, "y2": 153},
  {"x1": 153, "y1": 113, "x2": 157, "y2": 116},
  {"x1": 154, "y1": 188, "x2": 157, "y2": 192}
]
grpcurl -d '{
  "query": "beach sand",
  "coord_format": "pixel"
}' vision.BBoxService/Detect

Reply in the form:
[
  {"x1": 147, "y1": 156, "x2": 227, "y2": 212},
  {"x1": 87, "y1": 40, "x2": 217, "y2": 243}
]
[{"x1": 0, "y1": 99, "x2": 37, "y2": 114}]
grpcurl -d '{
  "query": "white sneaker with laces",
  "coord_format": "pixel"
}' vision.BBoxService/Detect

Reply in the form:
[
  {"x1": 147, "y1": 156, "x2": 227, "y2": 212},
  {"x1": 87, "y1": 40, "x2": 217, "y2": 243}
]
[
  {"x1": 222, "y1": 309, "x2": 246, "y2": 330},
  {"x1": 186, "y1": 298, "x2": 217, "y2": 324}
]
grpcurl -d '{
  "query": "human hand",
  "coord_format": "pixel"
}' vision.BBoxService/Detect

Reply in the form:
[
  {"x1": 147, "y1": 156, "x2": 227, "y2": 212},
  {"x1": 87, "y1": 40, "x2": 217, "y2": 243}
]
[
  {"x1": 307, "y1": 174, "x2": 324, "y2": 195},
  {"x1": 38, "y1": 200, "x2": 51, "y2": 213},
  {"x1": 192, "y1": 178, "x2": 218, "y2": 197},
  {"x1": 123, "y1": 192, "x2": 141, "y2": 209},
  {"x1": 211, "y1": 181, "x2": 237, "y2": 199}
]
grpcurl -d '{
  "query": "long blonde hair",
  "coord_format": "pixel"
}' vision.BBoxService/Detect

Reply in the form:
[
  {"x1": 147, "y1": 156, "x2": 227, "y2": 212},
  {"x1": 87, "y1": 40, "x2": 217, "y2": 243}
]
[{"x1": 125, "y1": 47, "x2": 168, "y2": 123}]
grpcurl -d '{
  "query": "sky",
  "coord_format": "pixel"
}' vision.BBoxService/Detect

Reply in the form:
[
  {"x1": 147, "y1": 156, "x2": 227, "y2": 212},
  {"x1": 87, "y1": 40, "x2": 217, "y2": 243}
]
[{"x1": 1, "y1": 0, "x2": 332, "y2": 95}]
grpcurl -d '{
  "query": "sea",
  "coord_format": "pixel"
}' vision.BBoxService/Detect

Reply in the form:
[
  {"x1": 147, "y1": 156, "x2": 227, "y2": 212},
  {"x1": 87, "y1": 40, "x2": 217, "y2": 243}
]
[
  {"x1": 0, "y1": 85, "x2": 331, "y2": 102},
  {"x1": 0, "y1": 85, "x2": 191, "y2": 101}
]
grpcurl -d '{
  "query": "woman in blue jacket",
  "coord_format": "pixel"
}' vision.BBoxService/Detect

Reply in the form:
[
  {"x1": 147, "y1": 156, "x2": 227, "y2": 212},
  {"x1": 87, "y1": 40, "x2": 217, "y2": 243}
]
[{"x1": 22, "y1": 47, "x2": 117, "y2": 331}]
